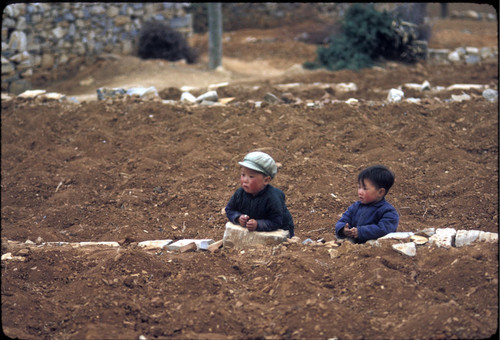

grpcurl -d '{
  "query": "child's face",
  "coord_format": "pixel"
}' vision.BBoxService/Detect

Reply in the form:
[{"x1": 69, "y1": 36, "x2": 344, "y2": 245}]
[
  {"x1": 358, "y1": 179, "x2": 385, "y2": 204},
  {"x1": 240, "y1": 166, "x2": 271, "y2": 195}
]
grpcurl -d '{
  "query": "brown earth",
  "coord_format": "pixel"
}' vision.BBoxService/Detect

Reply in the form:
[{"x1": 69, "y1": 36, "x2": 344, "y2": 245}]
[{"x1": 1, "y1": 10, "x2": 499, "y2": 340}]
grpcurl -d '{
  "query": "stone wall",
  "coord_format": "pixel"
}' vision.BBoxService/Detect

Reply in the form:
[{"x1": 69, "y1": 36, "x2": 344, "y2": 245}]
[{"x1": 1, "y1": 2, "x2": 192, "y2": 93}]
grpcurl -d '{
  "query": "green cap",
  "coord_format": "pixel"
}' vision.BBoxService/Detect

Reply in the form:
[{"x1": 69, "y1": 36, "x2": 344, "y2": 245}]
[{"x1": 238, "y1": 151, "x2": 277, "y2": 178}]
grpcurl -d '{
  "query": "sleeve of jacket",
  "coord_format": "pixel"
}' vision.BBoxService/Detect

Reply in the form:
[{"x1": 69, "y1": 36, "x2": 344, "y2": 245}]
[
  {"x1": 356, "y1": 205, "x2": 399, "y2": 243},
  {"x1": 225, "y1": 190, "x2": 242, "y2": 224},
  {"x1": 255, "y1": 191, "x2": 284, "y2": 232},
  {"x1": 335, "y1": 202, "x2": 357, "y2": 238}
]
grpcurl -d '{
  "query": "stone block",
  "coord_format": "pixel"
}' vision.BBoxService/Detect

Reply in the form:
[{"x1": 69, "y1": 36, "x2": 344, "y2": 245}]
[
  {"x1": 138, "y1": 239, "x2": 173, "y2": 250},
  {"x1": 207, "y1": 240, "x2": 223, "y2": 252},
  {"x1": 429, "y1": 228, "x2": 456, "y2": 248},
  {"x1": 166, "y1": 239, "x2": 214, "y2": 251},
  {"x1": 179, "y1": 242, "x2": 197, "y2": 253},
  {"x1": 455, "y1": 230, "x2": 480, "y2": 247},
  {"x1": 379, "y1": 232, "x2": 414, "y2": 240},
  {"x1": 478, "y1": 231, "x2": 498, "y2": 243},
  {"x1": 222, "y1": 222, "x2": 289, "y2": 249},
  {"x1": 392, "y1": 242, "x2": 416, "y2": 257},
  {"x1": 79, "y1": 241, "x2": 120, "y2": 247}
]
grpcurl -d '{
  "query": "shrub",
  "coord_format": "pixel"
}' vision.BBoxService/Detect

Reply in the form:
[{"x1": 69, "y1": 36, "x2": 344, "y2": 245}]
[
  {"x1": 137, "y1": 21, "x2": 198, "y2": 64},
  {"x1": 304, "y1": 4, "x2": 399, "y2": 71}
]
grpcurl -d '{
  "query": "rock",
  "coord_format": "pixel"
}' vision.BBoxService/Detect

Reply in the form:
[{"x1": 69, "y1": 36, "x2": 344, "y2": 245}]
[
  {"x1": 451, "y1": 93, "x2": 471, "y2": 102},
  {"x1": 387, "y1": 88, "x2": 404, "y2": 103},
  {"x1": 345, "y1": 98, "x2": 359, "y2": 105},
  {"x1": 410, "y1": 235, "x2": 428, "y2": 245},
  {"x1": 465, "y1": 55, "x2": 481, "y2": 65},
  {"x1": 180, "y1": 92, "x2": 196, "y2": 103},
  {"x1": 263, "y1": 92, "x2": 280, "y2": 104},
  {"x1": 482, "y1": 89, "x2": 498, "y2": 102},
  {"x1": 455, "y1": 230, "x2": 481, "y2": 247},
  {"x1": 137, "y1": 240, "x2": 173, "y2": 250},
  {"x1": 447, "y1": 84, "x2": 486, "y2": 91},
  {"x1": 379, "y1": 232, "x2": 414, "y2": 240},
  {"x1": 1, "y1": 252, "x2": 26, "y2": 261},
  {"x1": 207, "y1": 240, "x2": 223, "y2": 252},
  {"x1": 35, "y1": 236, "x2": 44, "y2": 244},
  {"x1": 415, "y1": 228, "x2": 435, "y2": 237},
  {"x1": 195, "y1": 90, "x2": 218, "y2": 103},
  {"x1": 126, "y1": 86, "x2": 159, "y2": 99},
  {"x1": 302, "y1": 238, "x2": 314, "y2": 245},
  {"x1": 428, "y1": 228, "x2": 456, "y2": 248},
  {"x1": 166, "y1": 239, "x2": 214, "y2": 251},
  {"x1": 79, "y1": 241, "x2": 120, "y2": 247},
  {"x1": 392, "y1": 242, "x2": 416, "y2": 257},
  {"x1": 223, "y1": 222, "x2": 289, "y2": 249},
  {"x1": 478, "y1": 231, "x2": 498, "y2": 243},
  {"x1": 179, "y1": 242, "x2": 197, "y2": 253},
  {"x1": 479, "y1": 47, "x2": 494, "y2": 59},
  {"x1": 335, "y1": 82, "x2": 358, "y2": 92},
  {"x1": 96, "y1": 87, "x2": 126, "y2": 100},
  {"x1": 448, "y1": 51, "x2": 460, "y2": 62},
  {"x1": 17, "y1": 89, "x2": 46, "y2": 99}
]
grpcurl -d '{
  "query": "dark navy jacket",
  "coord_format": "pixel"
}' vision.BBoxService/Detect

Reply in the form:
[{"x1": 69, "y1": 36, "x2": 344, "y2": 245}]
[
  {"x1": 335, "y1": 198, "x2": 399, "y2": 243},
  {"x1": 225, "y1": 184, "x2": 294, "y2": 237}
]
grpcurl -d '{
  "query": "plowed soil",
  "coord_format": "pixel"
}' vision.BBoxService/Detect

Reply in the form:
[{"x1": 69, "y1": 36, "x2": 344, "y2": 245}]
[{"x1": 1, "y1": 13, "x2": 498, "y2": 340}]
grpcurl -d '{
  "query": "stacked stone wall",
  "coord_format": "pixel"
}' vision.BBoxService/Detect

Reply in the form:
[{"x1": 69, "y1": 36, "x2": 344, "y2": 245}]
[{"x1": 2, "y1": 2, "x2": 192, "y2": 93}]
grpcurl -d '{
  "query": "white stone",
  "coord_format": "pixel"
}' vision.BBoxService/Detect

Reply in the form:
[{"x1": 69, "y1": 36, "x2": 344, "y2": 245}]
[
  {"x1": 451, "y1": 93, "x2": 471, "y2": 102},
  {"x1": 41, "y1": 92, "x2": 66, "y2": 101},
  {"x1": 138, "y1": 240, "x2": 173, "y2": 249},
  {"x1": 166, "y1": 239, "x2": 214, "y2": 251},
  {"x1": 79, "y1": 242, "x2": 120, "y2": 247},
  {"x1": 195, "y1": 90, "x2": 218, "y2": 103},
  {"x1": 405, "y1": 98, "x2": 421, "y2": 104},
  {"x1": 180, "y1": 92, "x2": 196, "y2": 103},
  {"x1": 8, "y1": 31, "x2": 27, "y2": 52},
  {"x1": 126, "y1": 86, "x2": 158, "y2": 98},
  {"x1": 448, "y1": 51, "x2": 460, "y2": 62},
  {"x1": 379, "y1": 232, "x2": 414, "y2": 240},
  {"x1": 17, "y1": 89, "x2": 46, "y2": 99},
  {"x1": 410, "y1": 235, "x2": 428, "y2": 245},
  {"x1": 455, "y1": 230, "x2": 481, "y2": 247},
  {"x1": 478, "y1": 231, "x2": 498, "y2": 243},
  {"x1": 387, "y1": 88, "x2": 404, "y2": 103},
  {"x1": 1, "y1": 252, "x2": 26, "y2": 261},
  {"x1": 345, "y1": 98, "x2": 359, "y2": 105},
  {"x1": 465, "y1": 46, "x2": 479, "y2": 54},
  {"x1": 208, "y1": 82, "x2": 229, "y2": 90},
  {"x1": 482, "y1": 89, "x2": 498, "y2": 102},
  {"x1": 335, "y1": 82, "x2": 358, "y2": 92},
  {"x1": 392, "y1": 242, "x2": 416, "y2": 257},
  {"x1": 421, "y1": 80, "x2": 431, "y2": 91},
  {"x1": 446, "y1": 84, "x2": 487, "y2": 91},
  {"x1": 429, "y1": 228, "x2": 456, "y2": 248},
  {"x1": 223, "y1": 222, "x2": 289, "y2": 249},
  {"x1": 416, "y1": 228, "x2": 435, "y2": 237}
]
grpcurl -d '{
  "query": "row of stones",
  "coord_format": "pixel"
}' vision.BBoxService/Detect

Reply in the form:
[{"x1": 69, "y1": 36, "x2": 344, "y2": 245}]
[
  {"x1": 1, "y1": 224, "x2": 497, "y2": 262},
  {"x1": 1, "y1": 3, "x2": 192, "y2": 92}
]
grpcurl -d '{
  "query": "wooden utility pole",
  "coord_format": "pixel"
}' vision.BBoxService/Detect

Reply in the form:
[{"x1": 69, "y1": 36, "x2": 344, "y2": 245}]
[{"x1": 207, "y1": 3, "x2": 222, "y2": 70}]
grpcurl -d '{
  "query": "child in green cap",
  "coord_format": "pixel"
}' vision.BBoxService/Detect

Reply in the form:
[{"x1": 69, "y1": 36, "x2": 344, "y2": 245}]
[{"x1": 225, "y1": 151, "x2": 295, "y2": 237}]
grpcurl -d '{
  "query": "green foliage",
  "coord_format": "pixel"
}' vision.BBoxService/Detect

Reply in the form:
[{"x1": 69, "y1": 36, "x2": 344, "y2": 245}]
[{"x1": 304, "y1": 4, "x2": 397, "y2": 71}]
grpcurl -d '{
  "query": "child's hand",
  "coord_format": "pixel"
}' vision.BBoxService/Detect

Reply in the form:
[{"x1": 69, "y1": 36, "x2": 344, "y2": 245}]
[
  {"x1": 239, "y1": 214, "x2": 249, "y2": 227},
  {"x1": 343, "y1": 224, "x2": 358, "y2": 238},
  {"x1": 246, "y1": 219, "x2": 258, "y2": 231}
]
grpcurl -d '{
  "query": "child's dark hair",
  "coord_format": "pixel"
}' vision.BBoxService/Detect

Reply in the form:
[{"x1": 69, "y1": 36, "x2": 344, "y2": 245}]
[{"x1": 358, "y1": 165, "x2": 395, "y2": 195}]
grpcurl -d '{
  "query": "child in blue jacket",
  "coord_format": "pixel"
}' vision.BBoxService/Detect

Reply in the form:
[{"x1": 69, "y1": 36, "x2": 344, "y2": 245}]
[{"x1": 335, "y1": 165, "x2": 399, "y2": 243}]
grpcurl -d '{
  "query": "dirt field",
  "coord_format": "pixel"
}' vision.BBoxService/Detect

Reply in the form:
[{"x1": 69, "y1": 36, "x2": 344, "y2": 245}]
[{"x1": 1, "y1": 8, "x2": 499, "y2": 340}]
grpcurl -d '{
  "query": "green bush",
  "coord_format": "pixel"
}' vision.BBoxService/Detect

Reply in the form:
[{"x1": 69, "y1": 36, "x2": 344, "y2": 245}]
[{"x1": 304, "y1": 4, "x2": 397, "y2": 71}]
